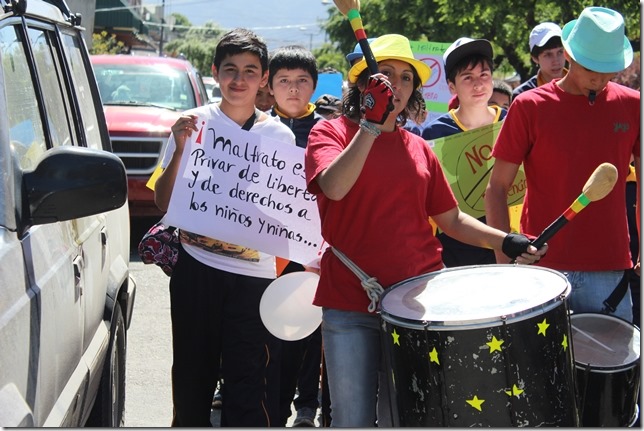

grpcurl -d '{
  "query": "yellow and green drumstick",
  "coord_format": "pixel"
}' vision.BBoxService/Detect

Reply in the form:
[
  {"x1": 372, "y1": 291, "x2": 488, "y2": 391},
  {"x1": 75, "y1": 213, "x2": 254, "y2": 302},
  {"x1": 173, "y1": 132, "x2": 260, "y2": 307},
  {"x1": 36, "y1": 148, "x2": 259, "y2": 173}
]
[
  {"x1": 531, "y1": 162, "x2": 618, "y2": 248},
  {"x1": 333, "y1": 0, "x2": 379, "y2": 74}
]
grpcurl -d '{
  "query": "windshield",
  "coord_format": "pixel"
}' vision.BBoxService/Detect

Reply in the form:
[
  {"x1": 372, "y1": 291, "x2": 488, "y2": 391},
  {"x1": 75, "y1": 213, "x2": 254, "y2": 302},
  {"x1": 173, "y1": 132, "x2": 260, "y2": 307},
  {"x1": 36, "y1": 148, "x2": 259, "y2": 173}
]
[{"x1": 94, "y1": 62, "x2": 198, "y2": 111}]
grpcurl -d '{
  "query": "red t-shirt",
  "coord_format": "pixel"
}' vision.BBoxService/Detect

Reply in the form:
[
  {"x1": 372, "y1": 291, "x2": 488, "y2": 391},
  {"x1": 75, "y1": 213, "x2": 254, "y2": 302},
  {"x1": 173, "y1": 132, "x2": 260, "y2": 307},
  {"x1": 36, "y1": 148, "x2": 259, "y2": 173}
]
[
  {"x1": 305, "y1": 117, "x2": 458, "y2": 312},
  {"x1": 492, "y1": 81, "x2": 640, "y2": 271}
]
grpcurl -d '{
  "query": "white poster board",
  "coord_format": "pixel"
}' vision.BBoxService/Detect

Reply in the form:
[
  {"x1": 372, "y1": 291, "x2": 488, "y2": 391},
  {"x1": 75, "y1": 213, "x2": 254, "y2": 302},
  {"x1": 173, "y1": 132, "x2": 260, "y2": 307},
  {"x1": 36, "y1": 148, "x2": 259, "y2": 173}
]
[{"x1": 164, "y1": 119, "x2": 325, "y2": 267}]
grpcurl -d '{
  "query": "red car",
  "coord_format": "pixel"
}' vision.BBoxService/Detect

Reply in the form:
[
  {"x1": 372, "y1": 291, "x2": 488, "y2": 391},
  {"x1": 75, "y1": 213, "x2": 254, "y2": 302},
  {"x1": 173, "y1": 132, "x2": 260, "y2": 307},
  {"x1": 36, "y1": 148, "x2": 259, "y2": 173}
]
[{"x1": 91, "y1": 55, "x2": 210, "y2": 217}]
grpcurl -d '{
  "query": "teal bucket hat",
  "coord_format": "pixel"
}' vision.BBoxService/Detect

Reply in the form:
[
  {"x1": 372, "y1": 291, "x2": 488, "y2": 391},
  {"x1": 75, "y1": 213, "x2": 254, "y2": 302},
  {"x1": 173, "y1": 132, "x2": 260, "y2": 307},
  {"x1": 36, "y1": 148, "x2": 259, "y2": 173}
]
[{"x1": 561, "y1": 6, "x2": 633, "y2": 73}]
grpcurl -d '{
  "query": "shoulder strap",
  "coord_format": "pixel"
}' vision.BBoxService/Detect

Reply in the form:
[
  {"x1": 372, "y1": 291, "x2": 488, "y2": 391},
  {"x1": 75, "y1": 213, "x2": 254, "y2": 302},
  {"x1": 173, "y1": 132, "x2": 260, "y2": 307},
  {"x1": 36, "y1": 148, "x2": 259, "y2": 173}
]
[
  {"x1": 241, "y1": 108, "x2": 261, "y2": 131},
  {"x1": 601, "y1": 269, "x2": 632, "y2": 314}
]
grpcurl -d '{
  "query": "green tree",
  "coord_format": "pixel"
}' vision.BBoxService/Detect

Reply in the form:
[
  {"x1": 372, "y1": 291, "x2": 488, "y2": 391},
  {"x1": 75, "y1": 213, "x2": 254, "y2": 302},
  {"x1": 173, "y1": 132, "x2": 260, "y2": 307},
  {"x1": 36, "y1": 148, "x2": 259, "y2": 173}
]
[
  {"x1": 313, "y1": 43, "x2": 349, "y2": 77},
  {"x1": 323, "y1": 0, "x2": 640, "y2": 82},
  {"x1": 90, "y1": 31, "x2": 125, "y2": 55},
  {"x1": 169, "y1": 12, "x2": 191, "y2": 35},
  {"x1": 164, "y1": 21, "x2": 225, "y2": 75}
]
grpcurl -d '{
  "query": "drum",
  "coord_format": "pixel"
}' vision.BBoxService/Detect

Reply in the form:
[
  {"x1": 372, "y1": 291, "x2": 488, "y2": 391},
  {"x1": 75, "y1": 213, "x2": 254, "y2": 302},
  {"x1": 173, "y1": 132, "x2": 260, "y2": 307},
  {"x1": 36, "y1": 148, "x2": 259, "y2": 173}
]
[
  {"x1": 379, "y1": 265, "x2": 579, "y2": 427},
  {"x1": 571, "y1": 313, "x2": 640, "y2": 427}
]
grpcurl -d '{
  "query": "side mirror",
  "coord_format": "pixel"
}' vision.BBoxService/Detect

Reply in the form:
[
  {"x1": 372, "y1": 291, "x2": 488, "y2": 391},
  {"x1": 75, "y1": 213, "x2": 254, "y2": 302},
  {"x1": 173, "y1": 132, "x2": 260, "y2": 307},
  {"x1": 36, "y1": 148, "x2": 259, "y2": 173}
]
[{"x1": 22, "y1": 146, "x2": 127, "y2": 228}]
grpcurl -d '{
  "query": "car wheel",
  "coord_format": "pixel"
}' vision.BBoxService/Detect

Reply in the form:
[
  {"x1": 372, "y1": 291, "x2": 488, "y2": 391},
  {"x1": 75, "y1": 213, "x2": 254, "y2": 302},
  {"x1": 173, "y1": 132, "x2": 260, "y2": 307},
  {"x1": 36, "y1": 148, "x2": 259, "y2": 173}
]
[{"x1": 87, "y1": 303, "x2": 126, "y2": 427}]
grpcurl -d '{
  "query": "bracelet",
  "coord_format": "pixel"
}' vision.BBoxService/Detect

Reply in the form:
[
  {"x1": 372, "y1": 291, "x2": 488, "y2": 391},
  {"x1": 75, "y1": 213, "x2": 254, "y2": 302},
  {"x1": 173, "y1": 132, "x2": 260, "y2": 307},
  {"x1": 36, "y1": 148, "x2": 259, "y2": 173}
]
[{"x1": 359, "y1": 119, "x2": 381, "y2": 137}]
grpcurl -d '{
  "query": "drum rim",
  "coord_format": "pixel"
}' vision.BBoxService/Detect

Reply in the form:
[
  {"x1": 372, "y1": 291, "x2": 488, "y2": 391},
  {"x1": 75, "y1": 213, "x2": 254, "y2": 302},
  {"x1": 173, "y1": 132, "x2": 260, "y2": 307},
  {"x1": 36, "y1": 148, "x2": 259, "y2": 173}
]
[
  {"x1": 571, "y1": 312, "x2": 641, "y2": 370},
  {"x1": 379, "y1": 264, "x2": 570, "y2": 329},
  {"x1": 574, "y1": 362, "x2": 641, "y2": 372}
]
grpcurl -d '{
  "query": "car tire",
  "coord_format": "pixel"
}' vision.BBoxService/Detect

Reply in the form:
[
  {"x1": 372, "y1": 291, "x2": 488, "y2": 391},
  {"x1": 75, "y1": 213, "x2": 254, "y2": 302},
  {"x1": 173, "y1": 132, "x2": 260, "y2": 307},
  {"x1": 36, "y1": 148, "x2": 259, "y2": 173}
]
[{"x1": 87, "y1": 303, "x2": 126, "y2": 427}]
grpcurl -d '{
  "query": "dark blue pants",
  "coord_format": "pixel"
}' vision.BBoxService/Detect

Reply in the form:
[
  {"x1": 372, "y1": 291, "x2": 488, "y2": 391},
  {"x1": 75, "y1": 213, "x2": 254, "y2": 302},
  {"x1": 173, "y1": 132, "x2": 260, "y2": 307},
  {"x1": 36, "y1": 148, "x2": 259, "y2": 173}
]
[{"x1": 276, "y1": 261, "x2": 324, "y2": 426}]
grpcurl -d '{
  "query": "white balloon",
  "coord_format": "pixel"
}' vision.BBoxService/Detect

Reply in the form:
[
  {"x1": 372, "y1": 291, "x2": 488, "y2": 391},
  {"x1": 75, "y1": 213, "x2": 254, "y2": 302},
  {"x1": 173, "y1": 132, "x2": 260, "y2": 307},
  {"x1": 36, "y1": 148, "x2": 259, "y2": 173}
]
[{"x1": 260, "y1": 271, "x2": 322, "y2": 341}]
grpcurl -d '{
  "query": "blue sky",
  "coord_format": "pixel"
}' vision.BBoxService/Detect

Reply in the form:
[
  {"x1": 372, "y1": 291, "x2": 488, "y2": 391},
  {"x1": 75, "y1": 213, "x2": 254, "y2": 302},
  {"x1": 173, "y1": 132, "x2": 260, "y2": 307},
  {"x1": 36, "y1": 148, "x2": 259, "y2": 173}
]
[{"x1": 164, "y1": 0, "x2": 334, "y2": 51}]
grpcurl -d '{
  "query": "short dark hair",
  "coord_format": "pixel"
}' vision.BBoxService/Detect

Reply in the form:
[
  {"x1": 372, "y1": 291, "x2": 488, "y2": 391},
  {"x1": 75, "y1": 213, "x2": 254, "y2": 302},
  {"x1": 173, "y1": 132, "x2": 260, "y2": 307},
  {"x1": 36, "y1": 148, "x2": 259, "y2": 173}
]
[
  {"x1": 268, "y1": 45, "x2": 318, "y2": 89},
  {"x1": 492, "y1": 79, "x2": 513, "y2": 100},
  {"x1": 213, "y1": 28, "x2": 269, "y2": 73},
  {"x1": 446, "y1": 54, "x2": 494, "y2": 83},
  {"x1": 530, "y1": 36, "x2": 563, "y2": 58}
]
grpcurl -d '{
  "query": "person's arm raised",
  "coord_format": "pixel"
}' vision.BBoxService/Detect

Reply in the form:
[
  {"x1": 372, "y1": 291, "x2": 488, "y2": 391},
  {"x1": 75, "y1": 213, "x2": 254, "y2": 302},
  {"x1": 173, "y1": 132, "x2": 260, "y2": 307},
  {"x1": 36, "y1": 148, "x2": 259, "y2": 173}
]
[{"x1": 154, "y1": 114, "x2": 198, "y2": 211}]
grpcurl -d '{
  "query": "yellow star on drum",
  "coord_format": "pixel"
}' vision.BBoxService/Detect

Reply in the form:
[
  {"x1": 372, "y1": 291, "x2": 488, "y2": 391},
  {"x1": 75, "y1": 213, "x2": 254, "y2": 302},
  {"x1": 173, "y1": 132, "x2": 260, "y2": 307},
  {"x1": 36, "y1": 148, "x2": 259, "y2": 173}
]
[
  {"x1": 562, "y1": 334, "x2": 568, "y2": 351},
  {"x1": 428, "y1": 347, "x2": 440, "y2": 365},
  {"x1": 466, "y1": 395, "x2": 485, "y2": 411},
  {"x1": 505, "y1": 384, "x2": 524, "y2": 398},
  {"x1": 486, "y1": 336, "x2": 504, "y2": 353},
  {"x1": 537, "y1": 318, "x2": 550, "y2": 336},
  {"x1": 391, "y1": 328, "x2": 400, "y2": 345}
]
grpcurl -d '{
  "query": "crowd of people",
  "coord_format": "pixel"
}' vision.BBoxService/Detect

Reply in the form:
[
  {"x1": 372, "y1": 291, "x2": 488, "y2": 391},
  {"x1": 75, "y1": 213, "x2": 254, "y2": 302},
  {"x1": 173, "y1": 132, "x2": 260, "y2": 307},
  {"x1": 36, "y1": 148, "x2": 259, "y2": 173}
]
[{"x1": 151, "y1": 5, "x2": 639, "y2": 427}]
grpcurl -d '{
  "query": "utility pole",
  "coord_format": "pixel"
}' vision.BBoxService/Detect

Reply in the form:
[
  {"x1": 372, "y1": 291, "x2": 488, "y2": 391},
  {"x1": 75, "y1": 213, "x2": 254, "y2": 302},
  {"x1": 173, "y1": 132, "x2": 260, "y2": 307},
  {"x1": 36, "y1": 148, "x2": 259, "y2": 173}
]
[
  {"x1": 159, "y1": 0, "x2": 165, "y2": 56},
  {"x1": 299, "y1": 26, "x2": 315, "y2": 51}
]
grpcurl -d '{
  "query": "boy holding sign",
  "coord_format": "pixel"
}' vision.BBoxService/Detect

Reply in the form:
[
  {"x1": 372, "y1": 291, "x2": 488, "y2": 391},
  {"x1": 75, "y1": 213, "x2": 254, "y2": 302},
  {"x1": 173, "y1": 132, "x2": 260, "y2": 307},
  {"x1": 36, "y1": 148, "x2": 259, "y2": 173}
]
[
  {"x1": 422, "y1": 37, "x2": 507, "y2": 268},
  {"x1": 153, "y1": 28, "x2": 296, "y2": 427}
]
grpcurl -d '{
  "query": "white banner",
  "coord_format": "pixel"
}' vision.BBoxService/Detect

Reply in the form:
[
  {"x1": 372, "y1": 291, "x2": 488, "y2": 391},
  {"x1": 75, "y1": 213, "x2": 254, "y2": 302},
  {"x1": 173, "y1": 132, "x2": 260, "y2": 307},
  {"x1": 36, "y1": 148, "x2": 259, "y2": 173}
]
[{"x1": 164, "y1": 119, "x2": 325, "y2": 267}]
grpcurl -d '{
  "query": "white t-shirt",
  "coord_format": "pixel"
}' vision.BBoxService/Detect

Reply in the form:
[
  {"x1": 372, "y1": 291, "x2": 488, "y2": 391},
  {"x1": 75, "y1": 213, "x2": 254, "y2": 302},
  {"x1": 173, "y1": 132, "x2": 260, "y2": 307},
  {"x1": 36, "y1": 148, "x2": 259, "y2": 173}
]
[{"x1": 161, "y1": 103, "x2": 296, "y2": 279}]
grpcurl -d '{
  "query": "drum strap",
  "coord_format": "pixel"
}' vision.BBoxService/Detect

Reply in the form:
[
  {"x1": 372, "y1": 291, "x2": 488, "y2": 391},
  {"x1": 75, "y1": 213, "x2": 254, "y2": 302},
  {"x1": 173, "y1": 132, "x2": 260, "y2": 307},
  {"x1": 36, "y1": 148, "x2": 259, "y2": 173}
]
[
  {"x1": 331, "y1": 247, "x2": 384, "y2": 313},
  {"x1": 601, "y1": 269, "x2": 632, "y2": 314}
]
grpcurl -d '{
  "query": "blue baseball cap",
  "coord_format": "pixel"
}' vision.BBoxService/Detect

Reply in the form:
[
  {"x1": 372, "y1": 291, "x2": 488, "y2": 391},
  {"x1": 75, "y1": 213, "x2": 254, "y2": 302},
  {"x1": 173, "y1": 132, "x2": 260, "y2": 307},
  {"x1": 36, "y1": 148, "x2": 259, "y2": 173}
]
[{"x1": 345, "y1": 38, "x2": 375, "y2": 64}]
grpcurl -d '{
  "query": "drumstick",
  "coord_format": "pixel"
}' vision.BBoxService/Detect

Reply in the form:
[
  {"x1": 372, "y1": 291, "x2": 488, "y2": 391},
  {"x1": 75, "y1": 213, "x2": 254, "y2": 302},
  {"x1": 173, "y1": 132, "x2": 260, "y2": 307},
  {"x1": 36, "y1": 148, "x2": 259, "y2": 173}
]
[
  {"x1": 333, "y1": 0, "x2": 379, "y2": 75},
  {"x1": 571, "y1": 324, "x2": 614, "y2": 352},
  {"x1": 530, "y1": 163, "x2": 618, "y2": 249}
]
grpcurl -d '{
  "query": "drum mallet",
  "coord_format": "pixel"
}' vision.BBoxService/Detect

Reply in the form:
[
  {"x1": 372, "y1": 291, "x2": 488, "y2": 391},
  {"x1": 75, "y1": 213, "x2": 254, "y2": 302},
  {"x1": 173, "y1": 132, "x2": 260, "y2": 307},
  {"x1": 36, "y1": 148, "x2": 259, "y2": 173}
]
[
  {"x1": 332, "y1": 0, "x2": 379, "y2": 75},
  {"x1": 530, "y1": 162, "x2": 618, "y2": 249}
]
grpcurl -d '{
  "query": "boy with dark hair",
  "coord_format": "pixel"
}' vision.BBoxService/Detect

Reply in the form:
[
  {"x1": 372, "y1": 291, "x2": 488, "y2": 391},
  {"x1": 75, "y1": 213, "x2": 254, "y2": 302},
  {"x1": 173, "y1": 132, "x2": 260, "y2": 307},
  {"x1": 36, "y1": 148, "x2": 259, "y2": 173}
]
[
  {"x1": 513, "y1": 22, "x2": 567, "y2": 98},
  {"x1": 488, "y1": 78, "x2": 513, "y2": 109},
  {"x1": 256, "y1": 84, "x2": 275, "y2": 111},
  {"x1": 153, "y1": 27, "x2": 295, "y2": 427},
  {"x1": 267, "y1": 43, "x2": 324, "y2": 427},
  {"x1": 422, "y1": 37, "x2": 507, "y2": 268},
  {"x1": 268, "y1": 45, "x2": 322, "y2": 148}
]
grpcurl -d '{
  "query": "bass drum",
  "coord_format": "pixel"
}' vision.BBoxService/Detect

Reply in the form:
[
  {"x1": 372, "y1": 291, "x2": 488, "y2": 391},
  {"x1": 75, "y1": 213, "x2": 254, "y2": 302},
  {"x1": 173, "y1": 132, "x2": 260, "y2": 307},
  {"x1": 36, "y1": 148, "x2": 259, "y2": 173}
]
[
  {"x1": 571, "y1": 313, "x2": 640, "y2": 427},
  {"x1": 379, "y1": 265, "x2": 579, "y2": 427}
]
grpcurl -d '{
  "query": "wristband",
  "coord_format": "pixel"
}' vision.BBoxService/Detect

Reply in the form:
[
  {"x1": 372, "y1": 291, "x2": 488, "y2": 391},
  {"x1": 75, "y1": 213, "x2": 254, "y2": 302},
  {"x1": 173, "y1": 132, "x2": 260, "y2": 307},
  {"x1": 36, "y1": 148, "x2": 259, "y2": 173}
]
[{"x1": 359, "y1": 119, "x2": 381, "y2": 137}]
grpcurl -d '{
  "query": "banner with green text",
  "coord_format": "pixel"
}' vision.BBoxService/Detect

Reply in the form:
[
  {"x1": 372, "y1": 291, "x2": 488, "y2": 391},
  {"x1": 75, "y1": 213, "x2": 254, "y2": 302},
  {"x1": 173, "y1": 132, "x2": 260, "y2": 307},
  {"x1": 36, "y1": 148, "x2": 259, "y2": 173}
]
[{"x1": 426, "y1": 122, "x2": 526, "y2": 221}]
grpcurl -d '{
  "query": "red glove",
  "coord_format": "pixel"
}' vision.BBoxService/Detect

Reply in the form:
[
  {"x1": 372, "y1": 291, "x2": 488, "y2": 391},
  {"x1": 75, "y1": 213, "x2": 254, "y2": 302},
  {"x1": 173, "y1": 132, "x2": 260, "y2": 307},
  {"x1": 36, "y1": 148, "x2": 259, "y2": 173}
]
[{"x1": 360, "y1": 76, "x2": 394, "y2": 125}]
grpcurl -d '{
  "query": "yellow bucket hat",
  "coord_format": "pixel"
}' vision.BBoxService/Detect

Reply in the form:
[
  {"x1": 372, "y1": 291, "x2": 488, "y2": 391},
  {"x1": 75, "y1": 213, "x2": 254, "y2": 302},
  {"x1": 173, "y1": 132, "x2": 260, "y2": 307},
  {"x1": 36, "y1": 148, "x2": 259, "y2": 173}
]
[{"x1": 348, "y1": 34, "x2": 431, "y2": 87}]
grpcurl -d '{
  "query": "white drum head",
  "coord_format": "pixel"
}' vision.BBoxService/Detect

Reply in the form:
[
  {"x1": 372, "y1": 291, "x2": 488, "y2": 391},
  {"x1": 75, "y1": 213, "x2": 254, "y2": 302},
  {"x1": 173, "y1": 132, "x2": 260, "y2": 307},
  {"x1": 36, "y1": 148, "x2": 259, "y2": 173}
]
[{"x1": 380, "y1": 265, "x2": 570, "y2": 328}]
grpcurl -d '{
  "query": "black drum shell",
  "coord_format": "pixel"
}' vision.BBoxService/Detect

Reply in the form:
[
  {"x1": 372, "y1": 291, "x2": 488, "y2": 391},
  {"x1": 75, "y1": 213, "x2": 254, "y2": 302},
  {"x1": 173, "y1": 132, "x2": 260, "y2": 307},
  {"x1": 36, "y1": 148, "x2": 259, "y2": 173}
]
[
  {"x1": 571, "y1": 313, "x2": 641, "y2": 427},
  {"x1": 379, "y1": 265, "x2": 580, "y2": 427}
]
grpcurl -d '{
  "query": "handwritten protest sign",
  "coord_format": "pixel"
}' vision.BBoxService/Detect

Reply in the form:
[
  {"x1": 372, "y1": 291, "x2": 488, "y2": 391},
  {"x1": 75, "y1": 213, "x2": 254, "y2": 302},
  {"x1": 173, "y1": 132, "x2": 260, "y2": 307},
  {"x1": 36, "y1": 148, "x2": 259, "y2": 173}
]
[
  {"x1": 410, "y1": 40, "x2": 452, "y2": 122},
  {"x1": 164, "y1": 120, "x2": 324, "y2": 267},
  {"x1": 426, "y1": 123, "x2": 526, "y2": 222}
]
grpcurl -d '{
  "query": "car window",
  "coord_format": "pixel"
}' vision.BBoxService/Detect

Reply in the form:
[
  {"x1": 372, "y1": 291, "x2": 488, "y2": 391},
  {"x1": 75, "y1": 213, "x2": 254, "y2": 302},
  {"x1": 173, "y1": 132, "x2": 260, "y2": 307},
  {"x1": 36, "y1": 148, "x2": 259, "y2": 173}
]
[
  {"x1": 28, "y1": 27, "x2": 76, "y2": 148},
  {"x1": 94, "y1": 62, "x2": 199, "y2": 111},
  {"x1": 61, "y1": 32, "x2": 103, "y2": 150},
  {"x1": 0, "y1": 25, "x2": 46, "y2": 170}
]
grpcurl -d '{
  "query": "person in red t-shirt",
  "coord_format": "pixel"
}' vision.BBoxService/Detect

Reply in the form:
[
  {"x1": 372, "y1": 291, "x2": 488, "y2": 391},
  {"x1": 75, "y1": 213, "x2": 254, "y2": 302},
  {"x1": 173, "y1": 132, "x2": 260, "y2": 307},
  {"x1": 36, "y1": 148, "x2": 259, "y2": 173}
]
[
  {"x1": 304, "y1": 33, "x2": 546, "y2": 428},
  {"x1": 485, "y1": 7, "x2": 640, "y2": 322}
]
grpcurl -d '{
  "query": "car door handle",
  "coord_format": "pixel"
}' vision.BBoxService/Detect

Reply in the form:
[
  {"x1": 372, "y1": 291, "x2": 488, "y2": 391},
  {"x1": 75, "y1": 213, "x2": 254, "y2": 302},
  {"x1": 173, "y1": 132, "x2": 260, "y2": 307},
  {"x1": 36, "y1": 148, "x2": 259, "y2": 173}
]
[
  {"x1": 73, "y1": 254, "x2": 84, "y2": 298},
  {"x1": 101, "y1": 227, "x2": 108, "y2": 268}
]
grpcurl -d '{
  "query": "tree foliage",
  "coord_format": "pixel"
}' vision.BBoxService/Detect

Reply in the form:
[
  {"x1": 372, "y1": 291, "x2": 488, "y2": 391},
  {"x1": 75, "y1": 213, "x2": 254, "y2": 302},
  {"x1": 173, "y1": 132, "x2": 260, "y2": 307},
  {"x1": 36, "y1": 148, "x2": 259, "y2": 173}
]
[
  {"x1": 313, "y1": 43, "x2": 350, "y2": 77},
  {"x1": 169, "y1": 12, "x2": 191, "y2": 35},
  {"x1": 90, "y1": 31, "x2": 125, "y2": 55},
  {"x1": 164, "y1": 21, "x2": 225, "y2": 75},
  {"x1": 323, "y1": 0, "x2": 640, "y2": 81}
]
